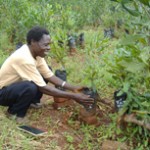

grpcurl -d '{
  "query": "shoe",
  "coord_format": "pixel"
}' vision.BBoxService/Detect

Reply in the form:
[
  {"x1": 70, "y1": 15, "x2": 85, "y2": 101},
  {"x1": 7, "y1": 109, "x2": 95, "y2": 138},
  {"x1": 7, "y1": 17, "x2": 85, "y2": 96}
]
[
  {"x1": 5, "y1": 111, "x2": 29, "y2": 124},
  {"x1": 16, "y1": 117, "x2": 29, "y2": 124},
  {"x1": 30, "y1": 103, "x2": 43, "y2": 109},
  {"x1": 5, "y1": 111, "x2": 16, "y2": 120}
]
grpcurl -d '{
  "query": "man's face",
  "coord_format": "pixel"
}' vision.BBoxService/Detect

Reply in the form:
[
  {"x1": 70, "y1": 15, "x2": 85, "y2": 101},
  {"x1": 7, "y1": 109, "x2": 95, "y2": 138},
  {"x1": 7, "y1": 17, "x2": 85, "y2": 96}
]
[{"x1": 33, "y1": 34, "x2": 51, "y2": 58}]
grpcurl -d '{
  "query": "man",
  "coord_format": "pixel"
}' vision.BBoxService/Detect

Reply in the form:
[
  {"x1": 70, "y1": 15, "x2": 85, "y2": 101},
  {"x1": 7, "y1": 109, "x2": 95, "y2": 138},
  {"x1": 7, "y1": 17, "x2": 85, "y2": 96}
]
[{"x1": 0, "y1": 26, "x2": 93, "y2": 123}]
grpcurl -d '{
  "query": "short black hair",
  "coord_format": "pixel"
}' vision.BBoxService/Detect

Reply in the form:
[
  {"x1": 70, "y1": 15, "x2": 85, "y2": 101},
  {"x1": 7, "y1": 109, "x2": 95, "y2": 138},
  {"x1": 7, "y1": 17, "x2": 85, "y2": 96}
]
[{"x1": 26, "y1": 26, "x2": 49, "y2": 45}]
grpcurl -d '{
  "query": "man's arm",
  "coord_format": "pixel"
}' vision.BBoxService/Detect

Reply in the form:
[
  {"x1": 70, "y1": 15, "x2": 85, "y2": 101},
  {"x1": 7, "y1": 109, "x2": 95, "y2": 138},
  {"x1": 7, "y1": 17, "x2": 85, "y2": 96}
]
[
  {"x1": 38, "y1": 85, "x2": 94, "y2": 105},
  {"x1": 45, "y1": 75, "x2": 81, "y2": 92}
]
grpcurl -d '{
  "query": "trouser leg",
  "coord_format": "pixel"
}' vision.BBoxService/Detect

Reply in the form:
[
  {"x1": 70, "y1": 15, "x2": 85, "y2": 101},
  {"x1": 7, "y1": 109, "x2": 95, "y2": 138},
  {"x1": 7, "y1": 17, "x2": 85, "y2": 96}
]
[
  {"x1": 31, "y1": 90, "x2": 43, "y2": 104},
  {"x1": 31, "y1": 79, "x2": 48, "y2": 104},
  {"x1": 0, "y1": 81, "x2": 39, "y2": 117}
]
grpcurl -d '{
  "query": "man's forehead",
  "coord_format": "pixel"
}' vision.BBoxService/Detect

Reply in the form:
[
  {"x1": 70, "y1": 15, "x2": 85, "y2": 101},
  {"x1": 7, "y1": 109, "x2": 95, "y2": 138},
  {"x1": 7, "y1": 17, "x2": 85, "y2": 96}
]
[
  {"x1": 40, "y1": 34, "x2": 51, "y2": 42},
  {"x1": 42, "y1": 34, "x2": 50, "y2": 39}
]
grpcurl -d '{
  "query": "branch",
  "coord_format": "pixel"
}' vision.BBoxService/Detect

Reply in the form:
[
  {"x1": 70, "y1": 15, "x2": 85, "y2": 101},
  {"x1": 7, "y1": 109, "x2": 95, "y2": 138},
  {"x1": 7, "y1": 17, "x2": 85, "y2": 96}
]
[{"x1": 123, "y1": 113, "x2": 150, "y2": 130}]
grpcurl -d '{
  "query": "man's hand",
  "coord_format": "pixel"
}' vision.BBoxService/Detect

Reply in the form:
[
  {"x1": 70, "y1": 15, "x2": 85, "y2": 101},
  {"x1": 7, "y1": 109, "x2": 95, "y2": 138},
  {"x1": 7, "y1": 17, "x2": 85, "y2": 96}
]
[{"x1": 73, "y1": 93, "x2": 94, "y2": 106}]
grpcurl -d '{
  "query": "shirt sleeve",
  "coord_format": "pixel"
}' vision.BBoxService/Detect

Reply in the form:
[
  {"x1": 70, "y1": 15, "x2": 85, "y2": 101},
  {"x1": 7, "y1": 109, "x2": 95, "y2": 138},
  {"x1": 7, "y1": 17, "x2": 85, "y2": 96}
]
[
  {"x1": 36, "y1": 57, "x2": 54, "y2": 79},
  {"x1": 12, "y1": 62, "x2": 47, "y2": 87}
]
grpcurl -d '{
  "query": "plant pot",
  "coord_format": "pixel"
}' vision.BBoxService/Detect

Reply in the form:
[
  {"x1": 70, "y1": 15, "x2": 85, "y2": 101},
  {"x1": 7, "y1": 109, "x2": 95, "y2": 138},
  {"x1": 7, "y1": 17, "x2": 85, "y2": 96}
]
[
  {"x1": 52, "y1": 99, "x2": 74, "y2": 110},
  {"x1": 79, "y1": 108, "x2": 98, "y2": 125},
  {"x1": 53, "y1": 97, "x2": 69, "y2": 103},
  {"x1": 79, "y1": 88, "x2": 98, "y2": 125},
  {"x1": 114, "y1": 90, "x2": 127, "y2": 111},
  {"x1": 55, "y1": 69, "x2": 67, "y2": 90},
  {"x1": 69, "y1": 48, "x2": 76, "y2": 55},
  {"x1": 79, "y1": 107, "x2": 96, "y2": 117},
  {"x1": 80, "y1": 115, "x2": 98, "y2": 125},
  {"x1": 79, "y1": 87, "x2": 98, "y2": 111},
  {"x1": 78, "y1": 87, "x2": 99, "y2": 125},
  {"x1": 53, "y1": 69, "x2": 70, "y2": 109},
  {"x1": 78, "y1": 33, "x2": 85, "y2": 49},
  {"x1": 55, "y1": 69, "x2": 67, "y2": 81}
]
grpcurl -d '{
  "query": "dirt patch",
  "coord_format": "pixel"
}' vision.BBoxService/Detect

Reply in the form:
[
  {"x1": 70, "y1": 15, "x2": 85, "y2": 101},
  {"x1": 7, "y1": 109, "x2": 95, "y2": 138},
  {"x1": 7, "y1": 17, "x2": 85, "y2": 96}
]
[{"x1": 26, "y1": 94, "x2": 114, "y2": 149}]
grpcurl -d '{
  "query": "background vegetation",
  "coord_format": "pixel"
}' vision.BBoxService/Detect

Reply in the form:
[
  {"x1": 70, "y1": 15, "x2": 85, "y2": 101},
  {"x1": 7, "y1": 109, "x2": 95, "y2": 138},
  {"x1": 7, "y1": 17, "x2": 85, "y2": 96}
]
[{"x1": 0, "y1": 0, "x2": 150, "y2": 149}]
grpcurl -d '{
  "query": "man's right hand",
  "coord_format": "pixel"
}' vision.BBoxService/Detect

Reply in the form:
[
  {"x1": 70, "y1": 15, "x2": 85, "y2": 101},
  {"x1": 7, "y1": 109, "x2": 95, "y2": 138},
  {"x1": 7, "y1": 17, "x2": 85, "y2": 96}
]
[{"x1": 73, "y1": 93, "x2": 94, "y2": 105}]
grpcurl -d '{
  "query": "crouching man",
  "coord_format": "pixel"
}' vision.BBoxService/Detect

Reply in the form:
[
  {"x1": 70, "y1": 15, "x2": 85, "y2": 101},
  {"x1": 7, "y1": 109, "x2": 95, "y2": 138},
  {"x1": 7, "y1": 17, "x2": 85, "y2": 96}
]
[{"x1": 0, "y1": 26, "x2": 93, "y2": 123}]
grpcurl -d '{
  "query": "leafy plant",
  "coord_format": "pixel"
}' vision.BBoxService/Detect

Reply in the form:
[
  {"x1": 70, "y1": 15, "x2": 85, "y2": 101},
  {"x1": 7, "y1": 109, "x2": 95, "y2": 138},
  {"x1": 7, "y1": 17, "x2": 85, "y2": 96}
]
[
  {"x1": 81, "y1": 32, "x2": 110, "y2": 93},
  {"x1": 49, "y1": 29, "x2": 68, "y2": 69},
  {"x1": 105, "y1": 0, "x2": 150, "y2": 148},
  {"x1": 65, "y1": 134, "x2": 74, "y2": 143}
]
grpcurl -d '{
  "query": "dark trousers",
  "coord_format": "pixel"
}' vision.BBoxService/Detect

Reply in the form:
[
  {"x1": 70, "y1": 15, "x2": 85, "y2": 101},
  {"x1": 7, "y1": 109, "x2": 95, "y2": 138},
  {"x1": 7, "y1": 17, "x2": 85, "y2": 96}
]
[{"x1": 0, "y1": 81, "x2": 43, "y2": 117}]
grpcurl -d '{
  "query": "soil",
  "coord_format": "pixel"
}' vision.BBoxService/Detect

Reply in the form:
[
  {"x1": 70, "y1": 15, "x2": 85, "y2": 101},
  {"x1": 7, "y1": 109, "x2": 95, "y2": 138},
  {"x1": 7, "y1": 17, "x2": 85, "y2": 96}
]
[
  {"x1": 26, "y1": 94, "x2": 115, "y2": 150},
  {"x1": 26, "y1": 53, "x2": 116, "y2": 149},
  {"x1": 14, "y1": 54, "x2": 118, "y2": 149}
]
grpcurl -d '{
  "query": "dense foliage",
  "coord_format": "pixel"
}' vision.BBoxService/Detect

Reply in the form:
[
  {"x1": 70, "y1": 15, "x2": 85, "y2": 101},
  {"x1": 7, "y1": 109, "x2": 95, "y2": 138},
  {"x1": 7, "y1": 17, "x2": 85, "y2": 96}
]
[{"x1": 0, "y1": 0, "x2": 149, "y2": 149}]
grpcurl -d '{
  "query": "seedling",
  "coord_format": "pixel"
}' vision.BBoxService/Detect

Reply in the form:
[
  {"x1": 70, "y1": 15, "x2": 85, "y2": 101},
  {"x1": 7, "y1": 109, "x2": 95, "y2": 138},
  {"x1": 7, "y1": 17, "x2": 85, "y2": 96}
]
[
  {"x1": 114, "y1": 90, "x2": 127, "y2": 111},
  {"x1": 80, "y1": 87, "x2": 98, "y2": 111}
]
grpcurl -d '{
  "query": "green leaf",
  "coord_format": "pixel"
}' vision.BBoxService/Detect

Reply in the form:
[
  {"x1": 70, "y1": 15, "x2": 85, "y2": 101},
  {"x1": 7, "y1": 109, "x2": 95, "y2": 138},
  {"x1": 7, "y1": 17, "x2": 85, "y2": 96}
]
[
  {"x1": 110, "y1": 0, "x2": 120, "y2": 2},
  {"x1": 122, "y1": 3, "x2": 141, "y2": 16},
  {"x1": 110, "y1": 0, "x2": 133, "y2": 3},
  {"x1": 141, "y1": 101, "x2": 150, "y2": 107},
  {"x1": 139, "y1": 0, "x2": 150, "y2": 7},
  {"x1": 119, "y1": 59, "x2": 145, "y2": 73},
  {"x1": 120, "y1": 34, "x2": 146, "y2": 45},
  {"x1": 122, "y1": 82, "x2": 130, "y2": 92},
  {"x1": 144, "y1": 93, "x2": 150, "y2": 98}
]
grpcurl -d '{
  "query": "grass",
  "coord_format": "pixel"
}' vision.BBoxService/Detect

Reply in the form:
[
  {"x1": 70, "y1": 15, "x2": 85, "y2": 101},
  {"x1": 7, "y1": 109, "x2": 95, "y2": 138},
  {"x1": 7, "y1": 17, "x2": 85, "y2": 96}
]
[
  {"x1": 0, "y1": 27, "x2": 117, "y2": 149},
  {"x1": 0, "y1": 27, "x2": 149, "y2": 149},
  {"x1": 0, "y1": 97, "x2": 113, "y2": 150},
  {"x1": 0, "y1": 107, "x2": 35, "y2": 149}
]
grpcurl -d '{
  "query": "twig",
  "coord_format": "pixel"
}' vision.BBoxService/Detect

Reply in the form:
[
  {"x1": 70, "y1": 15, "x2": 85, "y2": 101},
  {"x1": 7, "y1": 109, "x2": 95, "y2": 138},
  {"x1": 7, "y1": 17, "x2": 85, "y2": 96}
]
[
  {"x1": 131, "y1": 110, "x2": 150, "y2": 115},
  {"x1": 123, "y1": 114, "x2": 150, "y2": 130}
]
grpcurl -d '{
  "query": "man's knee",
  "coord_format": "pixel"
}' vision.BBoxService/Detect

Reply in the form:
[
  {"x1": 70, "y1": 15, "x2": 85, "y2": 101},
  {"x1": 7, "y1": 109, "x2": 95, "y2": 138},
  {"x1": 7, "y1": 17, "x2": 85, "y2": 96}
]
[{"x1": 22, "y1": 81, "x2": 38, "y2": 96}]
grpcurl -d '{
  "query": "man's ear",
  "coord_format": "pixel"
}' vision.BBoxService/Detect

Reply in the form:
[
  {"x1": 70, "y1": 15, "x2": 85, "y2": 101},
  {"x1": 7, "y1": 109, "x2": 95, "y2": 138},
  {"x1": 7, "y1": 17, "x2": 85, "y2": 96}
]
[{"x1": 31, "y1": 39, "x2": 36, "y2": 45}]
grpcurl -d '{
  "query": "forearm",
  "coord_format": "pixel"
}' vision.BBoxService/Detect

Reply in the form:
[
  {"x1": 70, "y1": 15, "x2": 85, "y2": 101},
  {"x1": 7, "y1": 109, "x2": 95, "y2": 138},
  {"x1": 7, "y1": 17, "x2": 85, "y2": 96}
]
[
  {"x1": 47, "y1": 75, "x2": 77, "y2": 91},
  {"x1": 62, "y1": 81, "x2": 79, "y2": 91},
  {"x1": 39, "y1": 85, "x2": 76, "y2": 99}
]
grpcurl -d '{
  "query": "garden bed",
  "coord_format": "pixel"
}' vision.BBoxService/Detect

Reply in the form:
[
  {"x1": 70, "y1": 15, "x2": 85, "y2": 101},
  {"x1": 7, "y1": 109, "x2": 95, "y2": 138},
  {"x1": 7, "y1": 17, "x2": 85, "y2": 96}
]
[{"x1": 24, "y1": 94, "x2": 114, "y2": 149}]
